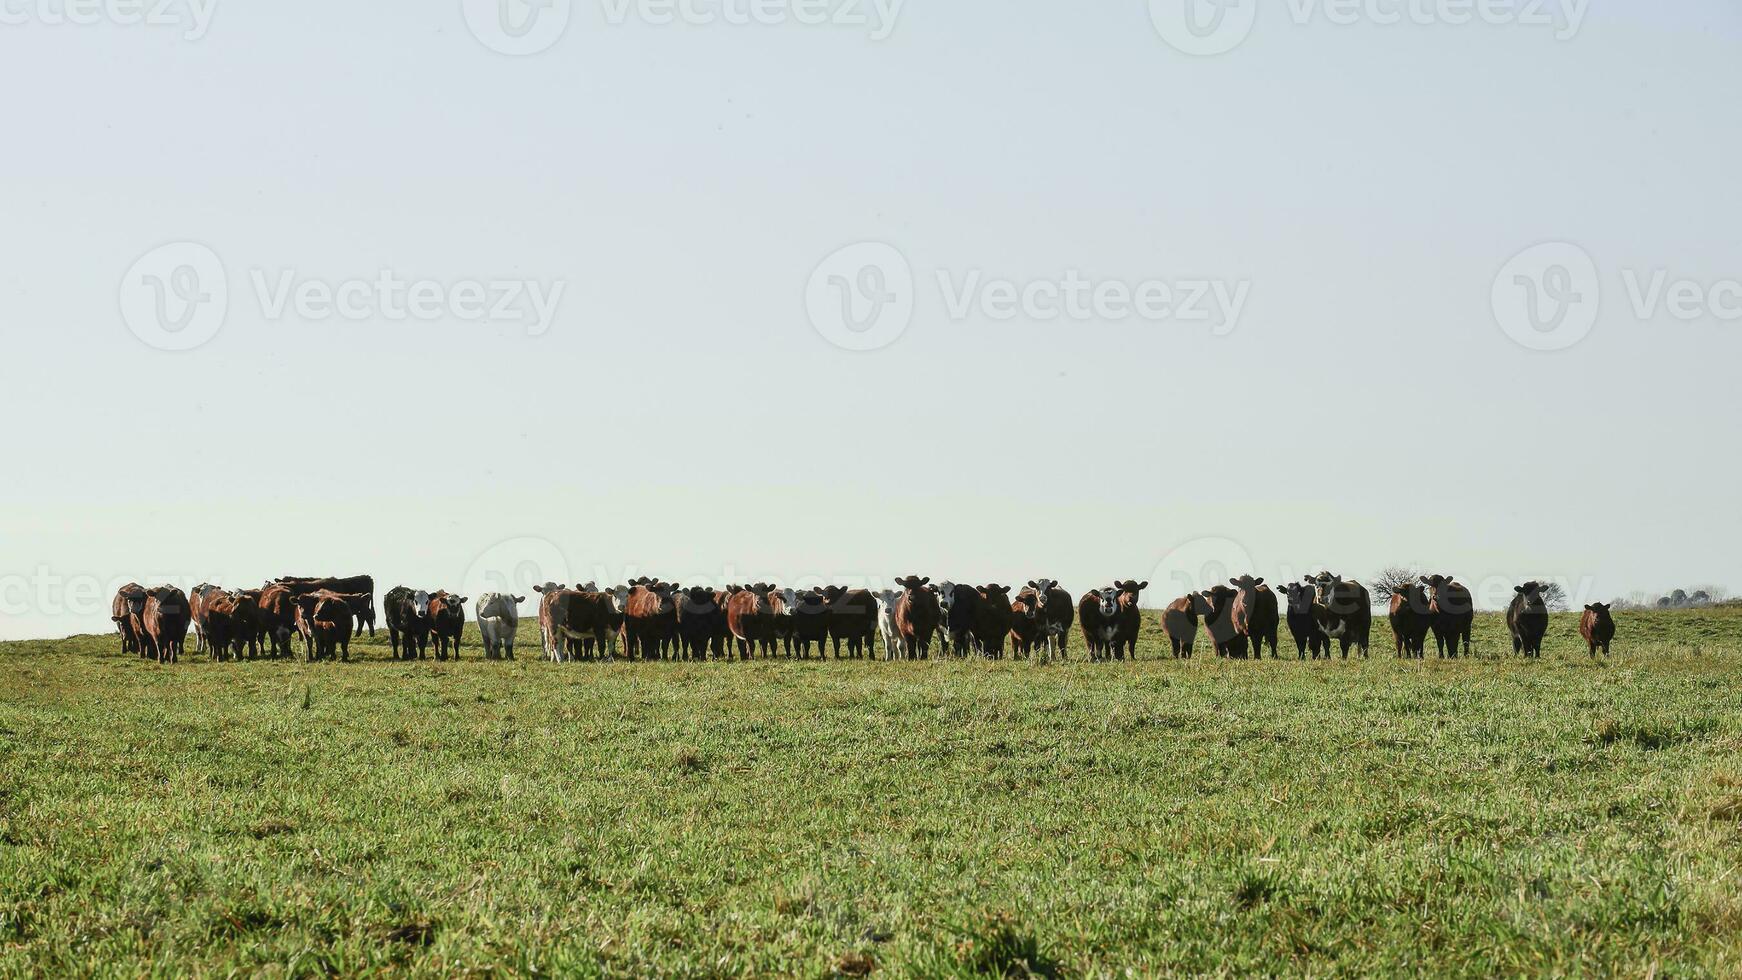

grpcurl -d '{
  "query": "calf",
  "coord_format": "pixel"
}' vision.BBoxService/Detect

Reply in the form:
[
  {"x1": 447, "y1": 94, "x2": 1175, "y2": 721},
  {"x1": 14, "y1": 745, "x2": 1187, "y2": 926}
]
[
  {"x1": 475, "y1": 593, "x2": 524, "y2": 660},
  {"x1": 938, "y1": 582, "x2": 982, "y2": 657},
  {"x1": 1388, "y1": 581, "x2": 1433, "y2": 658},
  {"x1": 1310, "y1": 573, "x2": 1372, "y2": 658},
  {"x1": 1280, "y1": 583, "x2": 1328, "y2": 659},
  {"x1": 112, "y1": 583, "x2": 148, "y2": 655},
  {"x1": 891, "y1": 575, "x2": 940, "y2": 659},
  {"x1": 1422, "y1": 574, "x2": 1474, "y2": 658},
  {"x1": 1507, "y1": 581, "x2": 1550, "y2": 658},
  {"x1": 973, "y1": 584, "x2": 1014, "y2": 659},
  {"x1": 1230, "y1": 576, "x2": 1279, "y2": 659},
  {"x1": 142, "y1": 586, "x2": 191, "y2": 664},
  {"x1": 1109, "y1": 580, "x2": 1148, "y2": 660},
  {"x1": 1201, "y1": 584, "x2": 1247, "y2": 659},
  {"x1": 429, "y1": 591, "x2": 468, "y2": 660},
  {"x1": 1026, "y1": 579, "x2": 1074, "y2": 661},
  {"x1": 822, "y1": 587, "x2": 877, "y2": 658},
  {"x1": 1078, "y1": 587, "x2": 1119, "y2": 661},
  {"x1": 874, "y1": 588, "x2": 902, "y2": 660},
  {"x1": 1162, "y1": 592, "x2": 1210, "y2": 658},
  {"x1": 1007, "y1": 591, "x2": 1041, "y2": 658},
  {"x1": 1580, "y1": 602, "x2": 1615, "y2": 656},
  {"x1": 784, "y1": 588, "x2": 832, "y2": 658},
  {"x1": 385, "y1": 586, "x2": 434, "y2": 660}
]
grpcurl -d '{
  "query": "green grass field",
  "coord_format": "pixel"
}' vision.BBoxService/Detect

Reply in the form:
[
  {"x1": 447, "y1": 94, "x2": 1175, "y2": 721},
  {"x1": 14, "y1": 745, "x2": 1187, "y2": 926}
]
[{"x1": 4, "y1": 606, "x2": 1742, "y2": 976}]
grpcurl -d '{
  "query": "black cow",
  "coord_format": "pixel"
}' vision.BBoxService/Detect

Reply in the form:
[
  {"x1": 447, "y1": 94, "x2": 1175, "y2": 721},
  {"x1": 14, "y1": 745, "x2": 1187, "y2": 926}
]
[{"x1": 1507, "y1": 581, "x2": 1550, "y2": 658}]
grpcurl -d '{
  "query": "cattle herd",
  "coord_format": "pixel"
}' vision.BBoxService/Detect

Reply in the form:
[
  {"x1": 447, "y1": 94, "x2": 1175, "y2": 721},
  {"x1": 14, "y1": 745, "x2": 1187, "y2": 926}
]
[{"x1": 107, "y1": 572, "x2": 1622, "y2": 665}]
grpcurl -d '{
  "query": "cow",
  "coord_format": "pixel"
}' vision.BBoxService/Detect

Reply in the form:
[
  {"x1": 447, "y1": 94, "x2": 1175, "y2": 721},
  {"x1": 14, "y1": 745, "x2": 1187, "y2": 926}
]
[
  {"x1": 821, "y1": 586, "x2": 878, "y2": 658},
  {"x1": 784, "y1": 588, "x2": 832, "y2": 658},
  {"x1": 229, "y1": 588, "x2": 264, "y2": 660},
  {"x1": 1422, "y1": 574, "x2": 1474, "y2": 658},
  {"x1": 290, "y1": 591, "x2": 356, "y2": 662},
  {"x1": 254, "y1": 584, "x2": 299, "y2": 659},
  {"x1": 1580, "y1": 602, "x2": 1615, "y2": 656},
  {"x1": 1109, "y1": 580, "x2": 1148, "y2": 660},
  {"x1": 112, "y1": 583, "x2": 148, "y2": 656},
  {"x1": 141, "y1": 586, "x2": 191, "y2": 664},
  {"x1": 1026, "y1": 579, "x2": 1074, "y2": 661},
  {"x1": 1008, "y1": 590, "x2": 1041, "y2": 658},
  {"x1": 1078, "y1": 587, "x2": 1119, "y2": 661},
  {"x1": 1229, "y1": 576, "x2": 1280, "y2": 659},
  {"x1": 385, "y1": 586, "x2": 434, "y2": 660},
  {"x1": 200, "y1": 591, "x2": 240, "y2": 662},
  {"x1": 874, "y1": 588, "x2": 902, "y2": 660},
  {"x1": 535, "y1": 585, "x2": 620, "y2": 661},
  {"x1": 1280, "y1": 583, "x2": 1328, "y2": 659},
  {"x1": 275, "y1": 576, "x2": 377, "y2": 635},
  {"x1": 937, "y1": 582, "x2": 983, "y2": 657},
  {"x1": 1507, "y1": 581, "x2": 1550, "y2": 658},
  {"x1": 1388, "y1": 581, "x2": 1433, "y2": 659},
  {"x1": 725, "y1": 584, "x2": 780, "y2": 658},
  {"x1": 189, "y1": 583, "x2": 222, "y2": 654},
  {"x1": 429, "y1": 591, "x2": 468, "y2": 661},
  {"x1": 676, "y1": 586, "x2": 726, "y2": 660},
  {"x1": 622, "y1": 581, "x2": 678, "y2": 660},
  {"x1": 475, "y1": 593, "x2": 524, "y2": 660},
  {"x1": 972, "y1": 584, "x2": 1014, "y2": 659},
  {"x1": 1162, "y1": 592, "x2": 1210, "y2": 658},
  {"x1": 890, "y1": 575, "x2": 940, "y2": 659},
  {"x1": 1309, "y1": 573, "x2": 1372, "y2": 658},
  {"x1": 1201, "y1": 585, "x2": 1247, "y2": 658}
]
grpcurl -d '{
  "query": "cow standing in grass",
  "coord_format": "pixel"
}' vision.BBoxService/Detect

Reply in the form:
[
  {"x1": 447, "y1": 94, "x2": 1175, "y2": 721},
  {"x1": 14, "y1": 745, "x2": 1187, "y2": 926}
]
[
  {"x1": 428, "y1": 591, "x2": 468, "y2": 661},
  {"x1": 1580, "y1": 603, "x2": 1615, "y2": 656},
  {"x1": 1310, "y1": 573, "x2": 1372, "y2": 658},
  {"x1": 112, "y1": 584, "x2": 148, "y2": 656},
  {"x1": 676, "y1": 587, "x2": 725, "y2": 660},
  {"x1": 821, "y1": 586, "x2": 876, "y2": 659},
  {"x1": 142, "y1": 586, "x2": 191, "y2": 664},
  {"x1": 890, "y1": 575, "x2": 941, "y2": 660},
  {"x1": 1280, "y1": 583, "x2": 1327, "y2": 659},
  {"x1": 1109, "y1": 580, "x2": 1148, "y2": 660},
  {"x1": 385, "y1": 587, "x2": 433, "y2": 660},
  {"x1": 1422, "y1": 574, "x2": 1474, "y2": 658},
  {"x1": 1027, "y1": 579, "x2": 1074, "y2": 661},
  {"x1": 1202, "y1": 584, "x2": 1247, "y2": 659},
  {"x1": 972, "y1": 584, "x2": 1014, "y2": 659},
  {"x1": 476, "y1": 593, "x2": 523, "y2": 660},
  {"x1": 255, "y1": 584, "x2": 299, "y2": 659},
  {"x1": 937, "y1": 582, "x2": 981, "y2": 657},
  {"x1": 1230, "y1": 576, "x2": 1279, "y2": 659},
  {"x1": 1388, "y1": 580, "x2": 1433, "y2": 658},
  {"x1": 200, "y1": 591, "x2": 240, "y2": 662},
  {"x1": 1507, "y1": 581, "x2": 1550, "y2": 658},
  {"x1": 1079, "y1": 587, "x2": 1119, "y2": 661},
  {"x1": 1008, "y1": 590, "x2": 1041, "y2": 658},
  {"x1": 189, "y1": 584, "x2": 222, "y2": 655},
  {"x1": 784, "y1": 588, "x2": 832, "y2": 659},
  {"x1": 1161, "y1": 593, "x2": 1208, "y2": 659}
]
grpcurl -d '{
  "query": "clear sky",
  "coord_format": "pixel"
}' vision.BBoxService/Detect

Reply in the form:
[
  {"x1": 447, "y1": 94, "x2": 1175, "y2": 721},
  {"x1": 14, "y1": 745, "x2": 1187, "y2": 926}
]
[{"x1": 2, "y1": 1, "x2": 1739, "y2": 639}]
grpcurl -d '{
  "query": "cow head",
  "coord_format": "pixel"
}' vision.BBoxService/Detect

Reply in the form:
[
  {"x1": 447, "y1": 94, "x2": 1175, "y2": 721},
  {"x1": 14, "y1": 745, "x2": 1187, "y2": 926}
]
[
  {"x1": 1584, "y1": 601, "x2": 1614, "y2": 623},
  {"x1": 893, "y1": 575, "x2": 930, "y2": 593},
  {"x1": 934, "y1": 581, "x2": 956, "y2": 617},
  {"x1": 1026, "y1": 579, "x2": 1059, "y2": 614},
  {"x1": 1280, "y1": 582, "x2": 1316, "y2": 614},
  {"x1": 1204, "y1": 584, "x2": 1239, "y2": 616},
  {"x1": 981, "y1": 583, "x2": 1012, "y2": 607},
  {"x1": 1012, "y1": 591, "x2": 1039, "y2": 621},
  {"x1": 1116, "y1": 580, "x2": 1149, "y2": 604},
  {"x1": 1094, "y1": 587, "x2": 1119, "y2": 619},
  {"x1": 1230, "y1": 575, "x2": 1264, "y2": 591},
  {"x1": 412, "y1": 590, "x2": 432, "y2": 618},
  {"x1": 534, "y1": 582, "x2": 565, "y2": 596},
  {"x1": 1514, "y1": 581, "x2": 1548, "y2": 613},
  {"x1": 875, "y1": 588, "x2": 900, "y2": 614},
  {"x1": 1309, "y1": 572, "x2": 1341, "y2": 603}
]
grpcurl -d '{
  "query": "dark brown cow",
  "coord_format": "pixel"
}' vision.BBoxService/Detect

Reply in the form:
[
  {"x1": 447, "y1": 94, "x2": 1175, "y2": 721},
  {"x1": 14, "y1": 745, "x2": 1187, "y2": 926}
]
[
  {"x1": 142, "y1": 586, "x2": 191, "y2": 664},
  {"x1": 229, "y1": 588, "x2": 264, "y2": 659},
  {"x1": 1201, "y1": 584, "x2": 1247, "y2": 658},
  {"x1": 1230, "y1": 576, "x2": 1279, "y2": 659},
  {"x1": 821, "y1": 587, "x2": 877, "y2": 658},
  {"x1": 1025, "y1": 579, "x2": 1073, "y2": 660},
  {"x1": 785, "y1": 588, "x2": 832, "y2": 659},
  {"x1": 535, "y1": 585, "x2": 620, "y2": 661},
  {"x1": 112, "y1": 583, "x2": 148, "y2": 655},
  {"x1": 1310, "y1": 573, "x2": 1372, "y2": 658},
  {"x1": 1580, "y1": 602, "x2": 1615, "y2": 656},
  {"x1": 676, "y1": 586, "x2": 726, "y2": 660},
  {"x1": 1280, "y1": 583, "x2": 1328, "y2": 659},
  {"x1": 1422, "y1": 574, "x2": 1474, "y2": 658},
  {"x1": 891, "y1": 575, "x2": 940, "y2": 659},
  {"x1": 189, "y1": 584, "x2": 222, "y2": 654},
  {"x1": 1507, "y1": 581, "x2": 1550, "y2": 658},
  {"x1": 725, "y1": 584, "x2": 779, "y2": 659},
  {"x1": 1111, "y1": 580, "x2": 1148, "y2": 660},
  {"x1": 1161, "y1": 592, "x2": 1211, "y2": 658},
  {"x1": 622, "y1": 581, "x2": 678, "y2": 660},
  {"x1": 201, "y1": 591, "x2": 241, "y2": 662},
  {"x1": 1007, "y1": 591, "x2": 1041, "y2": 658},
  {"x1": 1078, "y1": 587, "x2": 1119, "y2": 660},
  {"x1": 1388, "y1": 581, "x2": 1432, "y2": 658},
  {"x1": 275, "y1": 576, "x2": 376, "y2": 635},
  {"x1": 428, "y1": 591, "x2": 468, "y2": 661},
  {"x1": 295, "y1": 591, "x2": 370, "y2": 661},
  {"x1": 973, "y1": 584, "x2": 1014, "y2": 659},
  {"x1": 254, "y1": 584, "x2": 298, "y2": 659}
]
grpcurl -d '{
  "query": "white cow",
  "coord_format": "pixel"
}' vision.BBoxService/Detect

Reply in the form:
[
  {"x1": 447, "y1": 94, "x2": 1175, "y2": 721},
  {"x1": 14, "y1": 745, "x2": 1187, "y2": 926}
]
[
  {"x1": 874, "y1": 588, "x2": 902, "y2": 661},
  {"x1": 475, "y1": 592, "x2": 524, "y2": 660}
]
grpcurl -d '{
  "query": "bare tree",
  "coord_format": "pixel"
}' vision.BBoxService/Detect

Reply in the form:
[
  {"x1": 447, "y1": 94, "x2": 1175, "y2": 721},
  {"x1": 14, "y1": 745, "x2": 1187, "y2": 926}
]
[
  {"x1": 1539, "y1": 581, "x2": 1570, "y2": 612},
  {"x1": 1368, "y1": 566, "x2": 1423, "y2": 604}
]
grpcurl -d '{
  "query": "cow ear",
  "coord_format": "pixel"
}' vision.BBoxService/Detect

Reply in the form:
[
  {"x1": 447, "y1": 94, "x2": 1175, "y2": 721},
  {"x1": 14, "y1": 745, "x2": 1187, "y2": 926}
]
[
  {"x1": 1253, "y1": 578, "x2": 1264, "y2": 586},
  {"x1": 1515, "y1": 586, "x2": 1525, "y2": 593},
  {"x1": 1420, "y1": 576, "x2": 1430, "y2": 584},
  {"x1": 1137, "y1": 581, "x2": 1148, "y2": 590},
  {"x1": 1027, "y1": 580, "x2": 1037, "y2": 588},
  {"x1": 514, "y1": 596, "x2": 526, "y2": 603},
  {"x1": 1584, "y1": 604, "x2": 1595, "y2": 611}
]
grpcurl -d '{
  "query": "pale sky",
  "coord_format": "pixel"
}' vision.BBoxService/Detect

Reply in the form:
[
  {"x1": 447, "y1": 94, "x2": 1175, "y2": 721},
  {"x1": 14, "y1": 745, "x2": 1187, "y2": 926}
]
[{"x1": 2, "y1": 1, "x2": 1739, "y2": 639}]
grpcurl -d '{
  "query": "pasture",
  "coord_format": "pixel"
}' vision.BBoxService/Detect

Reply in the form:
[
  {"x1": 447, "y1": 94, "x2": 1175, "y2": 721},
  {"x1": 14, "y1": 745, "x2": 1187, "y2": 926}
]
[{"x1": 3, "y1": 606, "x2": 1742, "y2": 976}]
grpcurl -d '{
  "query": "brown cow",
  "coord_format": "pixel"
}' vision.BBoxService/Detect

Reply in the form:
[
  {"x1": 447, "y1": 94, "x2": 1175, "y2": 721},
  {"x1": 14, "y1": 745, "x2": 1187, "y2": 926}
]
[
  {"x1": 1162, "y1": 592, "x2": 1212, "y2": 658},
  {"x1": 1008, "y1": 591, "x2": 1041, "y2": 658},
  {"x1": 891, "y1": 575, "x2": 940, "y2": 659},
  {"x1": 1230, "y1": 576, "x2": 1279, "y2": 659},
  {"x1": 201, "y1": 591, "x2": 241, "y2": 662},
  {"x1": 295, "y1": 591, "x2": 370, "y2": 661},
  {"x1": 1078, "y1": 587, "x2": 1120, "y2": 660},
  {"x1": 622, "y1": 581, "x2": 678, "y2": 660},
  {"x1": 1388, "y1": 581, "x2": 1432, "y2": 658},
  {"x1": 275, "y1": 576, "x2": 377, "y2": 635},
  {"x1": 1202, "y1": 584, "x2": 1247, "y2": 658},
  {"x1": 428, "y1": 591, "x2": 468, "y2": 661},
  {"x1": 973, "y1": 584, "x2": 1014, "y2": 658},
  {"x1": 1580, "y1": 602, "x2": 1615, "y2": 656},
  {"x1": 189, "y1": 584, "x2": 222, "y2": 654},
  {"x1": 1422, "y1": 574, "x2": 1474, "y2": 658},
  {"x1": 725, "y1": 584, "x2": 779, "y2": 659},
  {"x1": 112, "y1": 583, "x2": 148, "y2": 656},
  {"x1": 535, "y1": 584, "x2": 619, "y2": 661},
  {"x1": 142, "y1": 586, "x2": 191, "y2": 664},
  {"x1": 1111, "y1": 580, "x2": 1148, "y2": 660},
  {"x1": 255, "y1": 584, "x2": 299, "y2": 659}
]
